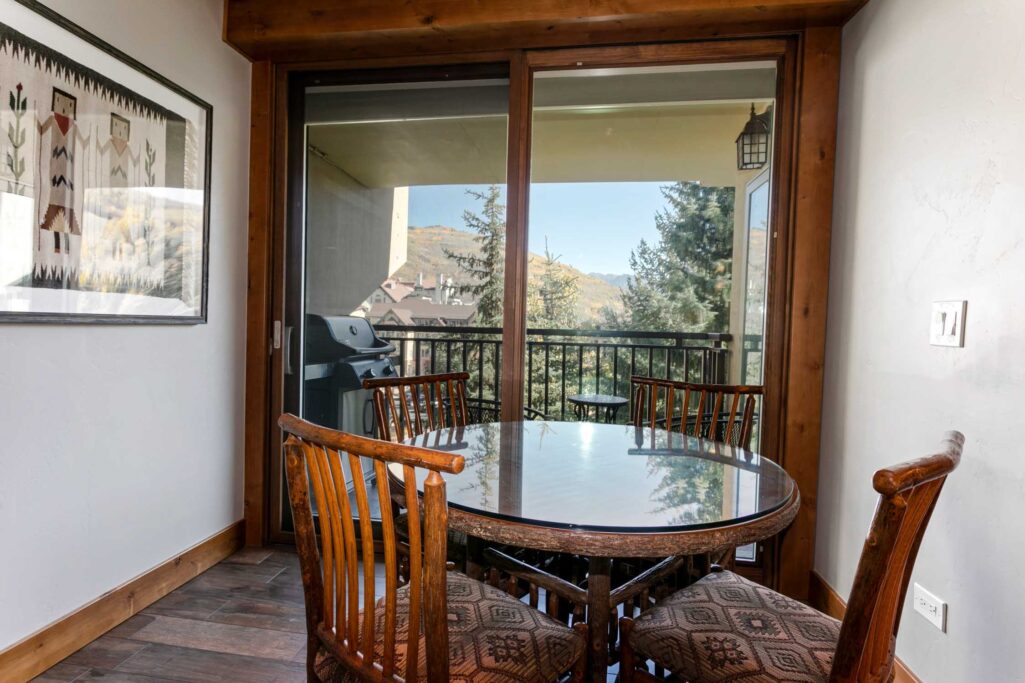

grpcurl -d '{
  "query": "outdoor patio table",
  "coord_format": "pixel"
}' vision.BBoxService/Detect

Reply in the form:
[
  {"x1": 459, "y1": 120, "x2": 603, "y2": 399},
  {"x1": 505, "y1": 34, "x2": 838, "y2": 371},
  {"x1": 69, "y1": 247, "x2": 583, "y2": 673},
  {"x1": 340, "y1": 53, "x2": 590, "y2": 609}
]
[
  {"x1": 567, "y1": 393, "x2": 630, "y2": 423},
  {"x1": 392, "y1": 421, "x2": 799, "y2": 682}
]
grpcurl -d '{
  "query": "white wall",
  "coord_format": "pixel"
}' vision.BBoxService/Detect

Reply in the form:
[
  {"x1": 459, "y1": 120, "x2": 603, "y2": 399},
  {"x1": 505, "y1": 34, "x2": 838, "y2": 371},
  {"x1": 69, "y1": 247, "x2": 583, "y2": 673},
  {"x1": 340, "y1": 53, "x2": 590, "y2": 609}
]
[
  {"x1": 0, "y1": 0, "x2": 250, "y2": 649},
  {"x1": 819, "y1": 0, "x2": 1025, "y2": 680}
]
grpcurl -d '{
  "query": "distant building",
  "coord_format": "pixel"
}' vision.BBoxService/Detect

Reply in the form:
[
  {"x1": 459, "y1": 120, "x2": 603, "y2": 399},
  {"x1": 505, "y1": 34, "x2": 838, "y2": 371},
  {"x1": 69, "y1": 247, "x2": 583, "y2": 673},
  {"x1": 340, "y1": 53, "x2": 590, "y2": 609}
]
[
  {"x1": 404, "y1": 272, "x2": 468, "y2": 306},
  {"x1": 368, "y1": 297, "x2": 480, "y2": 377},
  {"x1": 354, "y1": 272, "x2": 474, "y2": 319},
  {"x1": 367, "y1": 298, "x2": 477, "y2": 327},
  {"x1": 361, "y1": 278, "x2": 414, "y2": 307}
]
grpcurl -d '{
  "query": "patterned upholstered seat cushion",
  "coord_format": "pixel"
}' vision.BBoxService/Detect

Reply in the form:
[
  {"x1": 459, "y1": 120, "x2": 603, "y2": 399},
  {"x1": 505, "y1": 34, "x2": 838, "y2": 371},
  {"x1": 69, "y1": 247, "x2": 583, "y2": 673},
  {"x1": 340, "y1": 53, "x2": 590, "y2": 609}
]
[
  {"x1": 628, "y1": 570, "x2": 840, "y2": 682},
  {"x1": 314, "y1": 572, "x2": 584, "y2": 682}
]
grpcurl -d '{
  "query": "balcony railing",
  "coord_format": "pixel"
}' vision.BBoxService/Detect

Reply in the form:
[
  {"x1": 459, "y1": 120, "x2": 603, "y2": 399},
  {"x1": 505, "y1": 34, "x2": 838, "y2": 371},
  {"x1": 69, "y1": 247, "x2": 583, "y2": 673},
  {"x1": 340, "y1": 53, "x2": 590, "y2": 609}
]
[{"x1": 375, "y1": 324, "x2": 732, "y2": 421}]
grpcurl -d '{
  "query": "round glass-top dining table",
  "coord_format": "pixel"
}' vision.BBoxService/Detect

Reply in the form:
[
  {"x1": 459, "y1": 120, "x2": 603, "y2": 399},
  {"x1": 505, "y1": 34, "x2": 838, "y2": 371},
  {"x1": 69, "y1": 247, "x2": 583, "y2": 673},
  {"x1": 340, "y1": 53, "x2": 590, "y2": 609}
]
[{"x1": 391, "y1": 421, "x2": 799, "y2": 681}]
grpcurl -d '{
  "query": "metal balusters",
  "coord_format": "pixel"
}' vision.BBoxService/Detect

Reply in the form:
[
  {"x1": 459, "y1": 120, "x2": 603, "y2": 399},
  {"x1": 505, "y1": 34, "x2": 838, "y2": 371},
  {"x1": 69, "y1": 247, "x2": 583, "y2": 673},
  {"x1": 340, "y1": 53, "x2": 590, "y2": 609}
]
[
  {"x1": 377, "y1": 326, "x2": 732, "y2": 414},
  {"x1": 543, "y1": 344, "x2": 550, "y2": 416},
  {"x1": 612, "y1": 347, "x2": 619, "y2": 402},
  {"x1": 527, "y1": 343, "x2": 534, "y2": 410},
  {"x1": 577, "y1": 347, "x2": 584, "y2": 394},
  {"x1": 561, "y1": 344, "x2": 568, "y2": 419}
]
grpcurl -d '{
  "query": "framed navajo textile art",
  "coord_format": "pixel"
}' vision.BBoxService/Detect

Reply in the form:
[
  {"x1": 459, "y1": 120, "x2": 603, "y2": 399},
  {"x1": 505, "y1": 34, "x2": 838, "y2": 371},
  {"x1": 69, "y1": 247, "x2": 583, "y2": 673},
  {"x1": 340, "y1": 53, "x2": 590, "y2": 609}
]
[{"x1": 0, "y1": 0, "x2": 211, "y2": 323}]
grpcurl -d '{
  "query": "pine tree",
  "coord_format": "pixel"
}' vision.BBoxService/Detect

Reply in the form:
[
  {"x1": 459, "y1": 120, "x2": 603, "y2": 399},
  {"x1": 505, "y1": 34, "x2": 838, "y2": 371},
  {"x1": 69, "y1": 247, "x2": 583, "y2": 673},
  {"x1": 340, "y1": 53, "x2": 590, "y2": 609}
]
[
  {"x1": 525, "y1": 240, "x2": 580, "y2": 414},
  {"x1": 605, "y1": 181, "x2": 735, "y2": 333},
  {"x1": 660, "y1": 181, "x2": 735, "y2": 331},
  {"x1": 445, "y1": 185, "x2": 506, "y2": 326},
  {"x1": 527, "y1": 239, "x2": 579, "y2": 329}
]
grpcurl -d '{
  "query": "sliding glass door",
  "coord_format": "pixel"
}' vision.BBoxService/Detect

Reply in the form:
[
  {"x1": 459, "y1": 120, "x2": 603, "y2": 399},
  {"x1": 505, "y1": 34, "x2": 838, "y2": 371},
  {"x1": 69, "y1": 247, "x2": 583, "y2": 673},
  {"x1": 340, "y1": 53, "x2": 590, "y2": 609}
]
[{"x1": 272, "y1": 47, "x2": 787, "y2": 571}]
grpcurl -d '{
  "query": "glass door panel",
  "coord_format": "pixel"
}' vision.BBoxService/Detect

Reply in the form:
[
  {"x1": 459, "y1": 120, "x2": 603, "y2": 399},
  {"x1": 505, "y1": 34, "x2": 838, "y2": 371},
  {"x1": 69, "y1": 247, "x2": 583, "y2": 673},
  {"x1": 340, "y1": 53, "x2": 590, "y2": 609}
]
[
  {"x1": 526, "y1": 63, "x2": 776, "y2": 566},
  {"x1": 302, "y1": 76, "x2": 510, "y2": 420},
  {"x1": 732, "y1": 168, "x2": 772, "y2": 563},
  {"x1": 741, "y1": 168, "x2": 771, "y2": 389},
  {"x1": 526, "y1": 64, "x2": 776, "y2": 424},
  {"x1": 282, "y1": 71, "x2": 509, "y2": 532}
]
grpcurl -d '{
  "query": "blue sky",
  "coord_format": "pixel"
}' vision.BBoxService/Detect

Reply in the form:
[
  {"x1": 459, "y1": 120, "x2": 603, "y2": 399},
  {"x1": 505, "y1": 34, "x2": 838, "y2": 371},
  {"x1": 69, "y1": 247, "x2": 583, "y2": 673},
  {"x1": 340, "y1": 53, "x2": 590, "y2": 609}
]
[{"x1": 408, "y1": 182, "x2": 674, "y2": 275}]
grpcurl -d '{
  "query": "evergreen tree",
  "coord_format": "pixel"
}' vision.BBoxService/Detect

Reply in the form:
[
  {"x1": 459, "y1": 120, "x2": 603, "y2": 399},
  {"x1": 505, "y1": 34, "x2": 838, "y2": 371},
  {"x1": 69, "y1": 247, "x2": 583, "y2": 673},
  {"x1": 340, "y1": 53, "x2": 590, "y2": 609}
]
[
  {"x1": 527, "y1": 239, "x2": 579, "y2": 328},
  {"x1": 445, "y1": 185, "x2": 506, "y2": 326},
  {"x1": 605, "y1": 181, "x2": 735, "y2": 333},
  {"x1": 525, "y1": 240, "x2": 580, "y2": 414}
]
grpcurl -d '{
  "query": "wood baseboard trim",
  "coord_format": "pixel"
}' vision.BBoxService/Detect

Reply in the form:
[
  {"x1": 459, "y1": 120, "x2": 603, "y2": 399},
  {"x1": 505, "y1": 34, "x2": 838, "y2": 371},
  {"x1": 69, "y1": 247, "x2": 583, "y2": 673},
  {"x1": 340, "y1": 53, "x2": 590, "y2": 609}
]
[
  {"x1": 0, "y1": 520, "x2": 245, "y2": 683},
  {"x1": 809, "y1": 570, "x2": 922, "y2": 683}
]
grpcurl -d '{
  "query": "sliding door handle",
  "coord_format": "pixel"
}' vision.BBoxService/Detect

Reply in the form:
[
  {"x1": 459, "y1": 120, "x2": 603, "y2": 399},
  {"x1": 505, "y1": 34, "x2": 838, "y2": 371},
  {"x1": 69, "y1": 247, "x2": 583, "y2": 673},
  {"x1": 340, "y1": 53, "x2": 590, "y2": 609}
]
[{"x1": 283, "y1": 325, "x2": 294, "y2": 376}]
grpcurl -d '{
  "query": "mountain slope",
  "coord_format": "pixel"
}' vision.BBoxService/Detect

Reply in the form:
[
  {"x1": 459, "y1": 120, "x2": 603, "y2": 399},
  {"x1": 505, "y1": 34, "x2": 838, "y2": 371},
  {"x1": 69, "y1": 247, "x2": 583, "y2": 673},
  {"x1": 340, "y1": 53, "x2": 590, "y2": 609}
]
[
  {"x1": 395, "y1": 225, "x2": 624, "y2": 323},
  {"x1": 588, "y1": 272, "x2": 632, "y2": 289}
]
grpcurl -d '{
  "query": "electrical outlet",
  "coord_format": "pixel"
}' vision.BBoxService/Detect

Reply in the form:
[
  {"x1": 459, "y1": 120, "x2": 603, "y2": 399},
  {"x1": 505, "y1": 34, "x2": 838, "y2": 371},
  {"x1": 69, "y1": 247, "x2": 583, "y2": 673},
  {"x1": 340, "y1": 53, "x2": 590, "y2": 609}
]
[{"x1": 913, "y1": 583, "x2": 947, "y2": 632}]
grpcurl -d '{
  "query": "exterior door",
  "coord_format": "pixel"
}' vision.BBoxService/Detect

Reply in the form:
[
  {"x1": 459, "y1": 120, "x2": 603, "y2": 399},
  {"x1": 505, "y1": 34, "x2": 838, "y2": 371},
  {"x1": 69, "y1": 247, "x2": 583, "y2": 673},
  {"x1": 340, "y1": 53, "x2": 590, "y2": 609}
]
[{"x1": 270, "y1": 45, "x2": 793, "y2": 595}]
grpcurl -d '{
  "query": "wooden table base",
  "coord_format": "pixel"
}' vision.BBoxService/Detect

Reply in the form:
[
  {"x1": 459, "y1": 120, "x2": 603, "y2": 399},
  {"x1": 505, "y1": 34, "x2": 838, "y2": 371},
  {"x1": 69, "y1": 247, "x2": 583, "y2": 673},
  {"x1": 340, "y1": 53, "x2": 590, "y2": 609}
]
[
  {"x1": 477, "y1": 547, "x2": 694, "y2": 681},
  {"x1": 587, "y1": 556, "x2": 613, "y2": 682}
]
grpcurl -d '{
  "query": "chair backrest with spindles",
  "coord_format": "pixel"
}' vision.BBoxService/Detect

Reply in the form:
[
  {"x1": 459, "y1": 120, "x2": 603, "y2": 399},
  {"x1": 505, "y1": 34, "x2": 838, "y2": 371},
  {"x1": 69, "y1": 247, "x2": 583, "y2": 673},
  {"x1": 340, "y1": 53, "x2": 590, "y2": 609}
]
[
  {"x1": 279, "y1": 413, "x2": 465, "y2": 682},
  {"x1": 630, "y1": 377, "x2": 763, "y2": 448},
  {"x1": 830, "y1": 432, "x2": 963, "y2": 682},
  {"x1": 365, "y1": 372, "x2": 470, "y2": 442}
]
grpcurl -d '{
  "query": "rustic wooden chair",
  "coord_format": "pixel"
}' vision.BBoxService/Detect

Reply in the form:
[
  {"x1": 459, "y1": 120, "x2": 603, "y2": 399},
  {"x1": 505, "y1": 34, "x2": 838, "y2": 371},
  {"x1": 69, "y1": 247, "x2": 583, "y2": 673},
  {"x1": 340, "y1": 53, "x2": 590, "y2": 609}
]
[
  {"x1": 364, "y1": 371, "x2": 472, "y2": 578},
  {"x1": 628, "y1": 377, "x2": 764, "y2": 573},
  {"x1": 619, "y1": 431, "x2": 964, "y2": 683},
  {"x1": 363, "y1": 371, "x2": 471, "y2": 442},
  {"x1": 630, "y1": 377, "x2": 763, "y2": 449},
  {"x1": 365, "y1": 371, "x2": 501, "y2": 582},
  {"x1": 362, "y1": 372, "x2": 548, "y2": 439},
  {"x1": 280, "y1": 413, "x2": 587, "y2": 682}
]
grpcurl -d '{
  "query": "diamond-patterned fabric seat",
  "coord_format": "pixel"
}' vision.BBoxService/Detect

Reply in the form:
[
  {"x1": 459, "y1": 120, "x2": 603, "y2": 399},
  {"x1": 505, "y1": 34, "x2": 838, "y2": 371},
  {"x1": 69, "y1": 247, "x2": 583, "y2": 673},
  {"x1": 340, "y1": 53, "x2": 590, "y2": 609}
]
[
  {"x1": 315, "y1": 572, "x2": 585, "y2": 682},
  {"x1": 628, "y1": 570, "x2": 841, "y2": 682}
]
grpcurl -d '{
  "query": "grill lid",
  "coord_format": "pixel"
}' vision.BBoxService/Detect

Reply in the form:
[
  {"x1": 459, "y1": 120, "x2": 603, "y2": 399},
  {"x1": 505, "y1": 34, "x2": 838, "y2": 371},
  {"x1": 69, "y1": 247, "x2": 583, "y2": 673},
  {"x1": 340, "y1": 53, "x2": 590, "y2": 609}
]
[{"x1": 305, "y1": 314, "x2": 396, "y2": 364}]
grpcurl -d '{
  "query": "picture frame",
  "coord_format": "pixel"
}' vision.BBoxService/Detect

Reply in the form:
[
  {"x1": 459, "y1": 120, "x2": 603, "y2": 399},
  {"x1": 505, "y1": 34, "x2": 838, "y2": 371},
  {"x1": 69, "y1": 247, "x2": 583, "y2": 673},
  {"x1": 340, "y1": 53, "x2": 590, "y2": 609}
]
[{"x1": 0, "y1": 0, "x2": 212, "y2": 323}]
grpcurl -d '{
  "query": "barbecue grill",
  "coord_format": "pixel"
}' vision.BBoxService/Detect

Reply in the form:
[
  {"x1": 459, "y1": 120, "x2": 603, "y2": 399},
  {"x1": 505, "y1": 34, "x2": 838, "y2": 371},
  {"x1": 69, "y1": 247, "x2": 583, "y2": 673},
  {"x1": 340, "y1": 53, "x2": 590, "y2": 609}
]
[{"x1": 303, "y1": 314, "x2": 396, "y2": 436}]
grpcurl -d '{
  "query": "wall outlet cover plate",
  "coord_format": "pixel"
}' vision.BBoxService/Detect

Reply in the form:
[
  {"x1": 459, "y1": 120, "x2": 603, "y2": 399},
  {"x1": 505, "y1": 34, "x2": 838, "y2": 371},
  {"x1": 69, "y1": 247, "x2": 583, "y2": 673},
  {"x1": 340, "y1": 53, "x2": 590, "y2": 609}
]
[
  {"x1": 930, "y1": 300, "x2": 967, "y2": 347},
  {"x1": 913, "y1": 582, "x2": 948, "y2": 632}
]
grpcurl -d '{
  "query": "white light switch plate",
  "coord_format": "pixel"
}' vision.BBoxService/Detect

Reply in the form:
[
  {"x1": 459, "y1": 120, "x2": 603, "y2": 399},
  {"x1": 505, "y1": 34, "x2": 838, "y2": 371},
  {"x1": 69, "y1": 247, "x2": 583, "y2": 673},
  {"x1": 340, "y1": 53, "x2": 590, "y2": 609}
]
[
  {"x1": 913, "y1": 583, "x2": 947, "y2": 632},
  {"x1": 930, "y1": 300, "x2": 966, "y2": 347}
]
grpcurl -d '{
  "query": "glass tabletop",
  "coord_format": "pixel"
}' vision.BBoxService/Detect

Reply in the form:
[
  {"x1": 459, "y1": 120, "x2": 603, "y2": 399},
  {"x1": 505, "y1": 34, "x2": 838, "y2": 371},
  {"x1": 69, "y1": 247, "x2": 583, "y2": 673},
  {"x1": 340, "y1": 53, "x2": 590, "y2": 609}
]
[{"x1": 393, "y1": 421, "x2": 794, "y2": 534}]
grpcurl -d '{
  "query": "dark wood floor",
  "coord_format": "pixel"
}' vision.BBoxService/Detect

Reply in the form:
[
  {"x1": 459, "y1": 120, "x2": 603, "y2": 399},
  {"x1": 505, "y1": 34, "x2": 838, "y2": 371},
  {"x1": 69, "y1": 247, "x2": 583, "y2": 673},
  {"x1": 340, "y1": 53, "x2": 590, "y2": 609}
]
[
  {"x1": 32, "y1": 548, "x2": 332, "y2": 683},
  {"x1": 33, "y1": 547, "x2": 621, "y2": 682}
]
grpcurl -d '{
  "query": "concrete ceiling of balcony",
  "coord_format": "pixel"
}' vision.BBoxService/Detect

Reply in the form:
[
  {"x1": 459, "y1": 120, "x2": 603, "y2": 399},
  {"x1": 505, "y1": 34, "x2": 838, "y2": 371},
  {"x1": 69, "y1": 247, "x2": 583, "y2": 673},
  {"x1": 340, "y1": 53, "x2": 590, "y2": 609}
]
[{"x1": 305, "y1": 64, "x2": 776, "y2": 189}]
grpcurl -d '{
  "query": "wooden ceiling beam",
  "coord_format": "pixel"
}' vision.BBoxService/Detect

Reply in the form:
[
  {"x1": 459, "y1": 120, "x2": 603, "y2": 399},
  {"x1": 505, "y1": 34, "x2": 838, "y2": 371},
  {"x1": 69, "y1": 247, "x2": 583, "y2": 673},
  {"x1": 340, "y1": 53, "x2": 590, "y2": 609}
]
[{"x1": 223, "y1": 0, "x2": 867, "y2": 62}]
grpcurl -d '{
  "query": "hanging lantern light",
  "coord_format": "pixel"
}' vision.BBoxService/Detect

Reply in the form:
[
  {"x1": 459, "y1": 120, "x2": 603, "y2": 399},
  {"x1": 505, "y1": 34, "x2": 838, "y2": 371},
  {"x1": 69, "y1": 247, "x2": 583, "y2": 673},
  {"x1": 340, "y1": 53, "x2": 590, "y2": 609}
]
[{"x1": 736, "y1": 104, "x2": 772, "y2": 170}]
